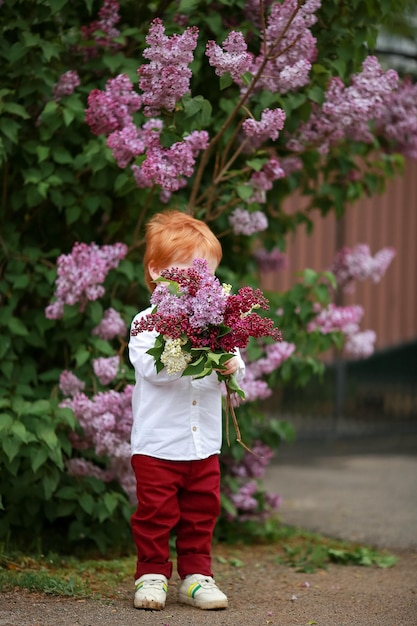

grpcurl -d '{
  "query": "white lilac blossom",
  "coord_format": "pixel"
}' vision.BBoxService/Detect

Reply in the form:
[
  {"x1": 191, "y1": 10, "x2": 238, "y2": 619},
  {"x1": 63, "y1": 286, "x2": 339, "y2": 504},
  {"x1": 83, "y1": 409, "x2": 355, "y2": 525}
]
[
  {"x1": 92, "y1": 308, "x2": 127, "y2": 341},
  {"x1": 45, "y1": 241, "x2": 127, "y2": 319},
  {"x1": 93, "y1": 356, "x2": 120, "y2": 385},
  {"x1": 330, "y1": 244, "x2": 396, "y2": 291},
  {"x1": 160, "y1": 337, "x2": 192, "y2": 374},
  {"x1": 229, "y1": 208, "x2": 268, "y2": 235}
]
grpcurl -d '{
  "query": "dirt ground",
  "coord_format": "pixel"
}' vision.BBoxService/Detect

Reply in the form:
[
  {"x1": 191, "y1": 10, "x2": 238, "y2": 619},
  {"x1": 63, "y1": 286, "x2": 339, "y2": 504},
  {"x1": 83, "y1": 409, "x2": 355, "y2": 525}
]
[
  {"x1": 1, "y1": 543, "x2": 416, "y2": 626},
  {"x1": 2, "y1": 436, "x2": 417, "y2": 625}
]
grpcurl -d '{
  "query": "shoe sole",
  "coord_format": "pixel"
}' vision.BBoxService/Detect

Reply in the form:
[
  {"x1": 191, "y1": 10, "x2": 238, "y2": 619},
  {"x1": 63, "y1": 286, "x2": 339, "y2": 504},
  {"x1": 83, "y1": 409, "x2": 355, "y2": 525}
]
[
  {"x1": 134, "y1": 599, "x2": 165, "y2": 610},
  {"x1": 178, "y1": 595, "x2": 228, "y2": 610}
]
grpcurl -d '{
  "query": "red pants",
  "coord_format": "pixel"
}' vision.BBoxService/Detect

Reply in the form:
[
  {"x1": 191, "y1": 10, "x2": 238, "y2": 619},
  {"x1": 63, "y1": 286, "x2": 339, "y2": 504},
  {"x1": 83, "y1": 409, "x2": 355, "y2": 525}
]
[{"x1": 130, "y1": 454, "x2": 221, "y2": 580}]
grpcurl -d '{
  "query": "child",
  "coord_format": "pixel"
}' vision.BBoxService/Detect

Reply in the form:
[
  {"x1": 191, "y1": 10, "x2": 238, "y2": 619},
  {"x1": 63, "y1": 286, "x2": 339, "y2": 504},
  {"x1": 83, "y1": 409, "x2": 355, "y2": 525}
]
[{"x1": 128, "y1": 210, "x2": 245, "y2": 611}]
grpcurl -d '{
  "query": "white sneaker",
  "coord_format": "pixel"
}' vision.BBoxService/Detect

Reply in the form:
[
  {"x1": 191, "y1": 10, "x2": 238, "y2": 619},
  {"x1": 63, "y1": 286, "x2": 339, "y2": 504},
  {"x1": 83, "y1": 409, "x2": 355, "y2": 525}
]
[
  {"x1": 134, "y1": 574, "x2": 168, "y2": 610},
  {"x1": 178, "y1": 574, "x2": 228, "y2": 610}
]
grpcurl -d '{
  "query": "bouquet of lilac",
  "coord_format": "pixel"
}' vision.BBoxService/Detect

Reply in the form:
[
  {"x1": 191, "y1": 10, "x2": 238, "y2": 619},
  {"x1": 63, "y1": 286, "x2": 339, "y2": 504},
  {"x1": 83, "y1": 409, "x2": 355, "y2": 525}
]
[{"x1": 131, "y1": 259, "x2": 282, "y2": 452}]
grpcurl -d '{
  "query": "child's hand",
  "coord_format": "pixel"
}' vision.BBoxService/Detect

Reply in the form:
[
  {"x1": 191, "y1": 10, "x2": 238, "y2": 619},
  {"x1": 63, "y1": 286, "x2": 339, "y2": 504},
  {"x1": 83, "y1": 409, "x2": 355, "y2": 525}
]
[{"x1": 217, "y1": 356, "x2": 240, "y2": 377}]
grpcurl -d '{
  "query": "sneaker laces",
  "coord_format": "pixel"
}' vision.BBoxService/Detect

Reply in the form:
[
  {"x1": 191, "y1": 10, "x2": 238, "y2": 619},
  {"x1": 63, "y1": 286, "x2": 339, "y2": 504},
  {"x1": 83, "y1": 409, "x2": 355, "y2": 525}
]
[{"x1": 136, "y1": 578, "x2": 166, "y2": 590}]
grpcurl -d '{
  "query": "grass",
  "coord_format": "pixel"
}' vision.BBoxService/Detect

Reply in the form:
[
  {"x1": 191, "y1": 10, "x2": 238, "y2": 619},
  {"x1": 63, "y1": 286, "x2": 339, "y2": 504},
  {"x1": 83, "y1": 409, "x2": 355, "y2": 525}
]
[{"x1": 0, "y1": 527, "x2": 398, "y2": 599}]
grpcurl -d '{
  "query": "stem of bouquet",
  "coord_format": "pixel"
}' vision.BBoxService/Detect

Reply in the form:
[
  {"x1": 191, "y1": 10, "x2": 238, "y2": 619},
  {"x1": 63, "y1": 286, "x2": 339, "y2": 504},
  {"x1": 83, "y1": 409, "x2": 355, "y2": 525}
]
[{"x1": 224, "y1": 379, "x2": 262, "y2": 458}]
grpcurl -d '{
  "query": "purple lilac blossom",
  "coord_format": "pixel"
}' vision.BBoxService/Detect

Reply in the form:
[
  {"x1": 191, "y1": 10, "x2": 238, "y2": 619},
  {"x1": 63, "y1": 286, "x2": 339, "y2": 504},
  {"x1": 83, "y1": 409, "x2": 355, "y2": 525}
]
[
  {"x1": 229, "y1": 208, "x2": 268, "y2": 235},
  {"x1": 86, "y1": 74, "x2": 142, "y2": 136},
  {"x1": 253, "y1": 248, "x2": 288, "y2": 272},
  {"x1": 206, "y1": 31, "x2": 253, "y2": 81},
  {"x1": 375, "y1": 78, "x2": 417, "y2": 158},
  {"x1": 59, "y1": 370, "x2": 85, "y2": 397},
  {"x1": 53, "y1": 70, "x2": 80, "y2": 101},
  {"x1": 344, "y1": 330, "x2": 376, "y2": 358},
  {"x1": 92, "y1": 308, "x2": 127, "y2": 340},
  {"x1": 288, "y1": 57, "x2": 399, "y2": 154},
  {"x1": 80, "y1": 0, "x2": 122, "y2": 57},
  {"x1": 45, "y1": 242, "x2": 127, "y2": 319},
  {"x1": 242, "y1": 108, "x2": 286, "y2": 142},
  {"x1": 307, "y1": 303, "x2": 363, "y2": 334},
  {"x1": 138, "y1": 18, "x2": 199, "y2": 116},
  {"x1": 93, "y1": 356, "x2": 120, "y2": 385},
  {"x1": 330, "y1": 244, "x2": 396, "y2": 292},
  {"x1": 249, "y1": 0, "x2": 320, "y2": 94},
  {"x1": 246, "y1": 157, "x2": 285, "y2": 203}
]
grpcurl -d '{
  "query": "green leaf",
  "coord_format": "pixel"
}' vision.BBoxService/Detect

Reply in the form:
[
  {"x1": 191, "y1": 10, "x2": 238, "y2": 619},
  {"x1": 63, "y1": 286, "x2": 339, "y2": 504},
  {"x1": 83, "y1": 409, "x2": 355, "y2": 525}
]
[{"x1": 219, "y1": 72, "x2": 233, "y2": 90}]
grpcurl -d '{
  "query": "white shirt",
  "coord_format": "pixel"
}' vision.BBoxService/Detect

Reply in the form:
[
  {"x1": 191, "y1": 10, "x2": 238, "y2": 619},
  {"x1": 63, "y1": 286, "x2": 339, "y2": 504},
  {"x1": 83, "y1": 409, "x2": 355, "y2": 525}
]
[{"x1": 129, "y1": 307, "x2": 245, "y2": 461}]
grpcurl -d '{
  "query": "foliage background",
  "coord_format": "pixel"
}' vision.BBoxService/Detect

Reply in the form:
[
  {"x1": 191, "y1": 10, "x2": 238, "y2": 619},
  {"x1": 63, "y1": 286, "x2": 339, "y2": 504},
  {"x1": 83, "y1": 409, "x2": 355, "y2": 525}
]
[{"x1": 0, "y1": 0, "x2": 413, "y2": 553}]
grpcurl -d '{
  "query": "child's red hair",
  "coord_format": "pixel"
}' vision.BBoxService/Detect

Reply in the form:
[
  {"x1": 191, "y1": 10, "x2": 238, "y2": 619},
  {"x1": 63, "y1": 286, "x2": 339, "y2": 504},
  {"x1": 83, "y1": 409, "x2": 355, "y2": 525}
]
[{"x1": 143, "y1": 210, "x2": 222, "y2": 292}]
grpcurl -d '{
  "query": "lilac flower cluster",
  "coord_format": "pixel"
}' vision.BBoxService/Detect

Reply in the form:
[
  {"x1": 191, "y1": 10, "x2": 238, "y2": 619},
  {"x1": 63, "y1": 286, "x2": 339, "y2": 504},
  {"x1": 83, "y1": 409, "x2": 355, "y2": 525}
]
[
  {"x1": 80, "y1": 0, "x2": 121, "y2": 56},
  {"x1": 59, "y1": 370, "x2": 85, "y2": 397},
  {"x1": 253, "y1": 248, "x2": 288, "y2": 273},
  {"x1": 53, "y1": 70, "x2": 80, "y2": 101},
  {"x1": 61, "y1": 385, "x2": 136, "y2": 503},
  {"x1": 307, "y1": 303, "x2": 363, "y2": 335},
  {"x1": 288, "y1": 57, "x2": 399, "y2": 154},
  {"x1": 242, "y1": 108, "x2": 286, "y2": 143},
  {"x1": 92, "y1": 307, "x2": 127, "y2": 340},
  {"x1": 307, "y1": 303, "x2": 377, "y2": 359},
  {"x1": 246, "y1": 157, "x2": 285, "y2": 204},
  {"x1": 139, "y1": 18, "x2": 199, "y2": 116},
  {"x1": 86, "y1": 74, "x2": 142, "y2": 136},
  {"x1": 228, "y1": 208, "x2": 268, "y2": 235},
  {"x1": 150, "y1": 258, "x2": 227, "y2": 329},
  {"x1": 250, "y1": 0, "x2": 320, "y2": 94},
  {"x1": 45, "y1": 241, "x2": 127, "y2": 319},
  {"x1": 93, "y1": 356, "x2": 120, "y2": 385},
  {"x1": 86, "y1": 68, "x2": 209, "y2": 188},
  {"x1": 376, "y1": 78, "x2": 417, "y2": 159},
  {"x1": 240, "y1": 341, "x2": 295, "y2": 402},
  {"x1": 206, "y1": 31, "x2": 253, "y2": 81},
  {"x1": 330, "y1": 244, "x2": 396, "y2": 292},
  {"x1": 223, "y1": 442, "x2": 282, "y2": 522}
]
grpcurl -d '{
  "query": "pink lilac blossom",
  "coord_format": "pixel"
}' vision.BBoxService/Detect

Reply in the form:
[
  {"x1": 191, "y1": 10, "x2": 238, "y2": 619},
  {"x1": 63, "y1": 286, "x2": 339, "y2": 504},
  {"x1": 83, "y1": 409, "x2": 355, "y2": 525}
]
[
  {"x1": 65, "y1": 458, "x2": 114, "y2": 482},
  {"x1": 53, "y1": 70, "x2": 80, "y2": 101},
  {"x1": 249, "y1": 0, "x2": 320, "y2": 94},
  {"x1": 92, "y1": 308, "x2": 127, "y2": 340},
  {"x1": 61, "y1": 385, "x2": 136, "y2": 502},
  {"x1": 206, "y1": 31, "x2": 253, "y2": 81},
  {"x1": 106, "y1": 123, "x2": 146, "y2": 168},
  {"x1": 307, "y1": 303, "x2": 363, "y2": 334},
  {"x1": 344, "y1": 330, "x2": 376, "y2": 359},
  {"x1": 244, "y1": 0, "x2": 275, "y2": 28},
  {"x1": 59, "y1": 370, "x2": 85, "y2": 397},
  {"x1": 242, "y1": 108, "x2": 286, "y2": 142},
  {"x1": 80, "y1": 0, "x2": 121, "y2": 56},
  {"x1": 131, "y1": 131, "x2": 209, "y2": 191},
  {"x1": 375, "y1": 78, "x2": 417, "y2": 159},
  {"x1": 138, "y1": 18, "x2": 199, "y2": 116},
  {"x1": 86, "y1": 74, "x2": 142, "y2": 136},
  {"x1": 238, "y1": 341, "x2": 295, "y2": 402},
  {"x1": 45, "y1": 241, "x2": 127, "y2": 319},
  {"x1": 229, "y1": 208, "x2": 268, "y2": 235},
  {"x1": 253, "y1": 248, "x2": 288, "y2": 272},
  {"x1": 247, "y1": 157, "x2": 285, "y2": 203},
  {"x1": 330, "y1": 244, "x2": 396, "y2": 291},
  {"x1": 288, "y1": 57, "x2": 399, "y2": 154},
  {"x1": 93, "y1": 356, "x2": 120, "y2": 385}
]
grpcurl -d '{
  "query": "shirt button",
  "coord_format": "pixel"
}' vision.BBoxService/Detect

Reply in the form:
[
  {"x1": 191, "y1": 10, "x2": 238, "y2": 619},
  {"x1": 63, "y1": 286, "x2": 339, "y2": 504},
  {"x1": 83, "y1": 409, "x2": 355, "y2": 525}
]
[
  {"x1": 192, "y1": 426, "x2": 197, "y2": 431},
  {"x1": 192, "y1": 400, "x2": 197, "y2": 405}
]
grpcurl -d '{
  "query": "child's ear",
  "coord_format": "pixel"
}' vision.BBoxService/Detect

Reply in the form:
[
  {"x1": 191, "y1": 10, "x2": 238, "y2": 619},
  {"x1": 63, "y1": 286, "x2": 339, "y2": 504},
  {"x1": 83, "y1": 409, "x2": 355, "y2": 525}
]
[{"x1": 148, "y1": 262, "x2": 160, "y2": 281}]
